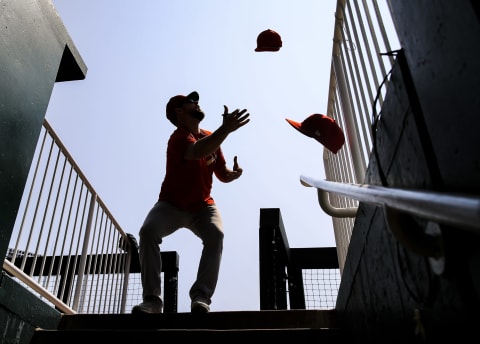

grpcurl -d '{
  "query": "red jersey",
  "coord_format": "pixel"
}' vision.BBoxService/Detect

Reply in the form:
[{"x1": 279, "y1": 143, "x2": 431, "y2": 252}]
[{"x1": 158, "y1": 127, "x2": 226, "y2": 211}]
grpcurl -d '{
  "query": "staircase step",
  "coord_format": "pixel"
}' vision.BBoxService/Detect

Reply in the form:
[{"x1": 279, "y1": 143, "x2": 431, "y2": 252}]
[
  {"x1": 31, "y1": 328, "x2": 345, "y2": 343},
  {"x1": 57, "y1": 309, "x2": 338, "y2": 330},
  {"x1": 30, "y1": 309, "x2": 345, "y2": 343}
]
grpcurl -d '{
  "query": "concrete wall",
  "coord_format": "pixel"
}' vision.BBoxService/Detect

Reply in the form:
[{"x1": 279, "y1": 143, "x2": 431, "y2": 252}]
[
  {"x1": 0, "y1": 272, "x2": 61, "y2": 343},
  {"x1": 336, "y1": 1, "x2": 480, "y2": 341},
  {"x1": 0, "y1": 1, "x2": 86, "y2": 342}
]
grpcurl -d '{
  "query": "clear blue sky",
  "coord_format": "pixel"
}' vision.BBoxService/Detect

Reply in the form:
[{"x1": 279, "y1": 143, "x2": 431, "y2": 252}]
[{"x1": 47, "y1": 0, "x2": 338, "y2": 312}]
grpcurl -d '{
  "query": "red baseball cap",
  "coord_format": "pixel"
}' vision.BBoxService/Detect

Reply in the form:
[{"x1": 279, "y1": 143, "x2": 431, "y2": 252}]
[
  {"x1": 255, "y1": 29, "x2": 282, "y2": 52},
  {"x1": 285, "y1": 114, "x2": 345, "y2": 154},
  {"x1": 166, "y1": 91, "x2": 199, "y2": 124}
]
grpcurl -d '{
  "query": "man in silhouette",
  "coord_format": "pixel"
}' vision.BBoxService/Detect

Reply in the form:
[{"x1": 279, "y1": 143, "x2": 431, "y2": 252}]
[{"x1": 132, "y1": 91, "x2": 250, "y2": 314}]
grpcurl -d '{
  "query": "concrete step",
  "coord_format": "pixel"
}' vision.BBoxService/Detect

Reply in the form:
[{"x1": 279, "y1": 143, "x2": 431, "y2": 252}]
[
  {"x1": 30, "y1": 309, "x2": 347, "y2": 343},
  {"x1": 31, "y1": 328, "x2": 345, "y2": 343},
  {"x1": 57, "y1": 309, "x2": 339, "y2": 330}
]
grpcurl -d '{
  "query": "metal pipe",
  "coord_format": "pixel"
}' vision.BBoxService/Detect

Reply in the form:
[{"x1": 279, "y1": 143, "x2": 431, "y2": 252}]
[{"x1": 300, "y1": 175, "x2": 480, "y2": 232}]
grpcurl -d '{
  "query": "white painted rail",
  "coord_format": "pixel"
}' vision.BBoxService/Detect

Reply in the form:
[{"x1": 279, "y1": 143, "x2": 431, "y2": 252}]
[{"x1": 301, "y1": 175, "x2": 480, "y2": 232}]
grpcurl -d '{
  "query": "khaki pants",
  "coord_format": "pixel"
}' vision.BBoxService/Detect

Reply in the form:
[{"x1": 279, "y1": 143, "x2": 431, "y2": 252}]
[{"x1": 138, "y1": 201, "x2": 224, "y2": 305}]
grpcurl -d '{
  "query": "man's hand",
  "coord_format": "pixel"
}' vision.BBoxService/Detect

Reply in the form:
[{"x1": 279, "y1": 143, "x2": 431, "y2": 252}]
[
  {"x1": 229, "y1": 155, "x2": 243, "y2": 180},
  {"x1": 232, "y1": 155, "x2": 242, "y2": 175},
  {"x1": 233, "y1": 156, "x2": 239, "y2": 171},
  {"x1": 222, "y1": 105, "x2": 250, "y2": 133},
  {"x1": 216, "y1": 156, "x2": 243, "y2": 183}
]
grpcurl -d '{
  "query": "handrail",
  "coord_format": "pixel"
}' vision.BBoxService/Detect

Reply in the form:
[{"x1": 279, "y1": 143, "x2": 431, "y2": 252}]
[
  {"x1": 3, "y1": 260, "x2": 76, "y2": 314},
  {"x1": 316, "y1": 185, "x2": 358, "y2": 218},
  {"x1": 300, "y1": 175, "x2": 480, "y2": 233},
  {"x1": 6, "y1": 119, "x2": 134, "y2": 314}
]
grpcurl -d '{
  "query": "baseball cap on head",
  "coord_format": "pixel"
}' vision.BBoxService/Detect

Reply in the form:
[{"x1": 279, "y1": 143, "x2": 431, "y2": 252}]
[
  {"x1": 166, "y1": 91, "x2": 199, "y2": 124},
  {"x1": 285, "y1": 114, "x2": 345, "y2": 154},
  {"x1": 255, "y1": 29, "x2": 282, "y2": 52}
]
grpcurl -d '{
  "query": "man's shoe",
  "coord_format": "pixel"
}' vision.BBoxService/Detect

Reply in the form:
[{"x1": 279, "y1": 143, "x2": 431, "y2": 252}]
[
  {"x1": 132, "y1": 297, "x2": 163, "y2": 314},
  {"x1": 191, "y1": 300, "x2": 210, "y2": 313}
]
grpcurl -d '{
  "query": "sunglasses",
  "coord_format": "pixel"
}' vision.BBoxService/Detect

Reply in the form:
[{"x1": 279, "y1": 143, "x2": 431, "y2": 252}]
[{"x1": 184, "y1": 98, "x2": 198, "y2": 105}]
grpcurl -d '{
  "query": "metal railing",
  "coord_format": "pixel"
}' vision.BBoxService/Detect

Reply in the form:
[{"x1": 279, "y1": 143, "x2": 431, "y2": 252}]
[
  {"x1": 299, "y1": 176, "x2": 480, "y2": 274},
  {"x1": 4, "y1": 119, "x2": 136, "y2": 314},
  {"x1": 317, "y1": 0, "x2": 400, "y2": 273},
  {"x1": 300, "y1": 177, "x2": 480, "y2": 234},
  {"x1": 305, "y1": 1, "x2": 480, "y2": 278},
  {"x1": 259, "y1": 208, "x2": 340, "y2": 310}
]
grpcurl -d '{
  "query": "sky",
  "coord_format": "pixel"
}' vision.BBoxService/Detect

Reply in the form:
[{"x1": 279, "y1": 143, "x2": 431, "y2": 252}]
[{"x1": 46, "y1": 0, "x2": 339, "y2": 313}]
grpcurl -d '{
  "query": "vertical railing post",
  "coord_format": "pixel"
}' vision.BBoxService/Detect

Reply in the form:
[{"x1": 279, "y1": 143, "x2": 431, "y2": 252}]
[
  {"x1": 333, "y1": 53, "x2": 366, "y2": 183},
  {"x1": 72, "y1": 193, "x2": 96, "y2": 312},
  {"x1": 119, "y1": 249, "x2": 132, "y2": 314}
]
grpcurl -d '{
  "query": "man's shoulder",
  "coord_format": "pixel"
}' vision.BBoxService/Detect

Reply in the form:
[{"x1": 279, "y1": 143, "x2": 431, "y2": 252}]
[
  {"x1": 200, "y1": 129, "x2": 212, "y2": 136},
  {"x1": 169, "y1": 128, "x2": 196, "y2": 144}
]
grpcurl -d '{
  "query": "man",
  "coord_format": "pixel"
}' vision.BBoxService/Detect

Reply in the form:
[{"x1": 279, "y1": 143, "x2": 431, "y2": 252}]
[{"x1": 132, "y1": 91, "x2": 250, "y2": 314}]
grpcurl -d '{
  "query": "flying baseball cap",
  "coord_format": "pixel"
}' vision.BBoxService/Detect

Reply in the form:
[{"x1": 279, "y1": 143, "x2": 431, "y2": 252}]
[
  {"x1": 166, "y1": 91, "x2": 199, "y2": 124},
  {"x1": 285, "y1": 114, "x2": 345, "y2": 154},
  {"x1": 255, "y1": 29, "x2": 282, "y2": 52}
]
